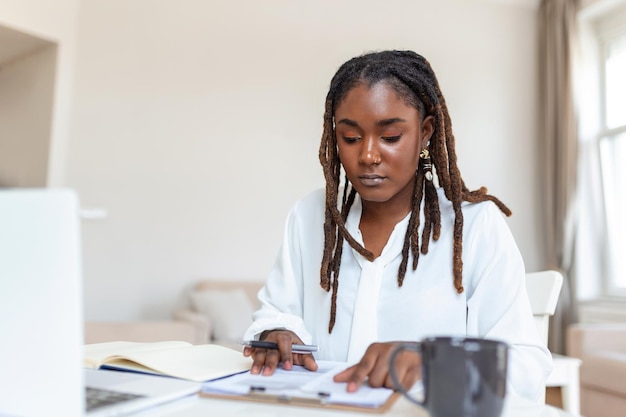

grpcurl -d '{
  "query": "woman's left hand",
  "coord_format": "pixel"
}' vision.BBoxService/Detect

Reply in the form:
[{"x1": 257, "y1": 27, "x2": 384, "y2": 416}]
[{"x1": 333, "y1": 342, "x2": 421, "y2": 392}]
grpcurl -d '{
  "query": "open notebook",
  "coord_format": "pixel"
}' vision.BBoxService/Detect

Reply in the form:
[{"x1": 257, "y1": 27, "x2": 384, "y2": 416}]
[{"x1": 0, "y1": 189, "x2": 201, "y2": 417}]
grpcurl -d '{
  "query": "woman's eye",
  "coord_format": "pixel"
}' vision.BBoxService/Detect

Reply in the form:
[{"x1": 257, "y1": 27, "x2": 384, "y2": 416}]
[
  {"x1": 382, "y1": 135, "x2": 401, "y2": 143},
  {"x1": 342, "y1": 136, "x2": 361, "y2": 143}
]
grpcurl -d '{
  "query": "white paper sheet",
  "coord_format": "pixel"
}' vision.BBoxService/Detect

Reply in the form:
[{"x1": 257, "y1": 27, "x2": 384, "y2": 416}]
[{"x1": 201, "y1": 361, "x2": 395, "y2": 408}]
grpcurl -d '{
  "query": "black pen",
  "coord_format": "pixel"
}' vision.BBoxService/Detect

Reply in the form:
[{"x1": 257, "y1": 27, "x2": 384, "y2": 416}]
[{"x1": 241, "y1": 340, "x2": 318, "y2": 354}]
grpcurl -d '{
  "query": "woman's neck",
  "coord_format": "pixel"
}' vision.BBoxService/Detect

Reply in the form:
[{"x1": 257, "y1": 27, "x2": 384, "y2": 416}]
[
  {"x1": 359, "y1": 181, "x2": 414, "y2": 225},
  {"x1": 357, "y1": 185, "x2": 414, "y2": 258}
]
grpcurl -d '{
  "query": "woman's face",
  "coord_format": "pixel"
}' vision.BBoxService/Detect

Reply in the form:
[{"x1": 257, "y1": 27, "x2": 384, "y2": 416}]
[{"x1": 334, "y1": 81, "x2": 434, "y2": 208}]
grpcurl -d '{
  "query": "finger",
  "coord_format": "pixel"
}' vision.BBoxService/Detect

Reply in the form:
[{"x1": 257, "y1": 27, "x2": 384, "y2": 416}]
[
  {"x1": 363, "y1": 353, "x2": 389, "y2": 388},
  {"x1": 262, "y1": 349, "x2": 281, "y2": 376},
  {"x1": 402, "y1": 354, "x2": 421, "y2": 388},
  {"x1": 386, "y1": 350, "x2": 421, "y2": 390},
  {"x1": 385, "y1": 360, "x2": 420, "y2": 390},
  {"x1": 402, "y1": 363, "x2": 421, "y2": 390},
  {"x1": 333, "y1": 364, "x2": 358, "y2": 382},
  {"x1": 274, "y1": 331, "x2": 301, "y2": 369},
  {"x1": 250, "y1": 349, "x2": 266, "y2": 375},
  {"x1": 276, "y1": 341, "x2": 293, "y2": 371},
  {"x1": 300, "y1": 354, "x2": 318, "y2": 372},
  {"x1": 243, "y1": 347, "x2": 252, "y2": 357},
  {"x1": 334, "y1": 359, "x2": 374, "y2": 393}
]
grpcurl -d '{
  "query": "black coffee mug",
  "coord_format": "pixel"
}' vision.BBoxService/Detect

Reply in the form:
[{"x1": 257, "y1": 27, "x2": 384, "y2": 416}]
[{"x1": 389, "y1": 336, "x2": 508, "y2": 417}]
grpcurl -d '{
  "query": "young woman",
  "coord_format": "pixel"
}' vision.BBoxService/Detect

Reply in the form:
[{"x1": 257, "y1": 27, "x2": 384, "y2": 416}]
[{"x1": 242, "y1": 50, "x2": 551, "y2": 402}]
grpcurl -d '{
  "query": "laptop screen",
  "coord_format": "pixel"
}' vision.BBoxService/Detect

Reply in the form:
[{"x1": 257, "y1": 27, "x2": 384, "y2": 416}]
[{"x1": 0, "y1": 189, "x2": 84, "y2": 417}]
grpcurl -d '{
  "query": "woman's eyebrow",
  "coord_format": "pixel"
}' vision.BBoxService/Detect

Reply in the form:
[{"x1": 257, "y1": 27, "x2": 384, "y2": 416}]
[
  {"x1": 336, "y1": 117, "x2": 406, "y2": 127},
  {"x1": 377, "y1": 117, "x2": 407, "y2": 127},
  {"x1": 336, "y1": 118, "x2": 359, "y2": 127}
]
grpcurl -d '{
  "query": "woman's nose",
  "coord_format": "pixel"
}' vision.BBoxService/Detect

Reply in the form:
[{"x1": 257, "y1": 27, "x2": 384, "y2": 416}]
[{"x1": 359, "y1": 137, "x2": 381, "y2": 165}]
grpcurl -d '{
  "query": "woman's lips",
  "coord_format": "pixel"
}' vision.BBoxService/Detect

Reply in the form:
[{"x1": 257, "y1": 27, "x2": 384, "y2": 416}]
[{"x1": 358, "y1": 174, "x2": 385, "y2": 186}]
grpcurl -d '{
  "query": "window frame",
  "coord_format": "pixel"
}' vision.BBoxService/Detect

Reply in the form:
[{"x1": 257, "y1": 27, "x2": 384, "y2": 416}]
[{"x1": 594, "y1": 9, "x2": 626, "y2": 297}]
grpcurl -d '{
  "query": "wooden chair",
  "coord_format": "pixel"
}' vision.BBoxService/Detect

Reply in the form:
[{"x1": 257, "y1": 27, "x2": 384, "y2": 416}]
[{"x1": 526, "y1": 270, "x2": 582, "y2": 416}]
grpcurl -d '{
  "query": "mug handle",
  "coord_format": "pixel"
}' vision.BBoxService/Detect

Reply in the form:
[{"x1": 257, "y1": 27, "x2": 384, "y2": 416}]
[{"x1": 388, "y1": 342, "x2": 425, "y2": 407}]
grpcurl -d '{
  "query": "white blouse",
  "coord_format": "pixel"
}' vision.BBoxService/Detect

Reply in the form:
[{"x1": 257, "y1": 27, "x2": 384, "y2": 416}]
[{"x1": 244, "y1": 188, "x2": 552, "y2": 402}]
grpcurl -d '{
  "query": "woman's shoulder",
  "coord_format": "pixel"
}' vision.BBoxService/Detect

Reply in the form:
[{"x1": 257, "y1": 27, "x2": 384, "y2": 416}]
[
  {"x1": 292, "y1": 187, "x2": 325, "y2": 208},
  {"x1": 287, "y1": 187, "x2": 326, "y2": 219}
]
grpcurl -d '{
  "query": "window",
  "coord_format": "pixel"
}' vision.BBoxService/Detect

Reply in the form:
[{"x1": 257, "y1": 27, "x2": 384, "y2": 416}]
[
  {"x1": 596, "y1": 13, "x2": 626, "y2": 295},
  {"x1": 604, "y1": 33, "x2": 626, "y2": 129}
]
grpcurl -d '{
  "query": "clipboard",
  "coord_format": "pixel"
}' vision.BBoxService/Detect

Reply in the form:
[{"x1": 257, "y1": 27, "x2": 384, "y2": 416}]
[
  {"x1": 198, "y1": 360, "x2": 400, "y2": 413},
  {"x1": 199, "y1": 389, "x2": 400, "y2": 413}
]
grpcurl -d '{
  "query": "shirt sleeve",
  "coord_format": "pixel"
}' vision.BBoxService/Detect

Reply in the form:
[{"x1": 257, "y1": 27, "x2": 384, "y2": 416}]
[
  {"x1": 242, "y1": 203, "x2": 313, "y2": 344},
  {"x1": 464, "y1": 202, "x2": 553, "y2": 402}
]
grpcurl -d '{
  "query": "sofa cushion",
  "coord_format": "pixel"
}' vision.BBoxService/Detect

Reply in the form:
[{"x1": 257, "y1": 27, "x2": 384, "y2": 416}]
[
  {"x1": 190, "y1": 288, "x2": 254, "y2": 343},
  {"x1": 581, "y1": 351, "x2": 626, "y2": 396},
  {"x1": 194, "y1": 280, "x2": 262, "y2": 309}
]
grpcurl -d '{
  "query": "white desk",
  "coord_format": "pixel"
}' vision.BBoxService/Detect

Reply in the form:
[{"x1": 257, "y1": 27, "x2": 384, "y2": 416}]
[{"x1": 136, "y1": 392, "x2": 577, "y2": 417}]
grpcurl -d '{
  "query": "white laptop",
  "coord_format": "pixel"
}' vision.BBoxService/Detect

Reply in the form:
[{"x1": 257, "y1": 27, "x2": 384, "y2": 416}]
[{"x1": 0, "y1": 189, "x2": 201, "y2": 417}]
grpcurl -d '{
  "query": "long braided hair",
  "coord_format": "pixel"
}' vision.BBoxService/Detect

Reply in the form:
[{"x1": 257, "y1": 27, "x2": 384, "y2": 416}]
[{"x1": 318, "y1": 50, "x2": 512, "y2": 333}]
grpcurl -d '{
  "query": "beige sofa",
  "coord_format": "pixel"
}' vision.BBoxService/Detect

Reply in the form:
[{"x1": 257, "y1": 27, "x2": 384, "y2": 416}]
[
  {"x1": 172, "y1": 280, "x2": 264, "y2": 348},
  {"x1": 567, "y1": 323, "x2": 626, "y2": 417},
  {"x1": 85, "y1": 280, "x2": 264, "y2": 347},
  {"x1": 84, "y1": 320, "x2": 203, "y2": 344}
]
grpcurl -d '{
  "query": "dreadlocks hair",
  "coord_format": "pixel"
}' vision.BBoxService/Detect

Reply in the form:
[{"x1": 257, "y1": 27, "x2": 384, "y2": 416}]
[{"x1": 318, "y1": 50, "x2": 512, "y2": 333}]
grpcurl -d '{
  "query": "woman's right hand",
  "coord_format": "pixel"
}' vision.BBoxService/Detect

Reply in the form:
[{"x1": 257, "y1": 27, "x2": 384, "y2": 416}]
[{"x1": 243, "y1": 329, "x2": 318, "y2": 375}]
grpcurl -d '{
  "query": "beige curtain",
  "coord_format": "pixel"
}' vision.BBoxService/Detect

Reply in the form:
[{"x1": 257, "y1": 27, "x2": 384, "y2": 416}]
[{"x1": 537, "y1": 0, "x2": 579, "y2": 354}]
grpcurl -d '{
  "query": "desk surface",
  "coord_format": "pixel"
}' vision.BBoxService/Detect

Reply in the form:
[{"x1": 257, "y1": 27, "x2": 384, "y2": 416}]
[{"x1": 137, "y1": 392, "x2": 574, "y2": 417}]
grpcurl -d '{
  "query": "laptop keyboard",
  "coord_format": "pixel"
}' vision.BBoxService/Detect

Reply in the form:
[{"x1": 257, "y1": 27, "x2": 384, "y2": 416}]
[{"x1": 85, "y1": 387, "x2": 146, "y2": 412}]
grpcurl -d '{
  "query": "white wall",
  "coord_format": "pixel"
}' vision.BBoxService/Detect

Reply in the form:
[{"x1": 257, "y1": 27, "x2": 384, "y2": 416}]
[
  {"x1": 0, "y1": 0, "x2": 78, "y2": 187},
  {"x1": 69, "y1": 0, "x2": 544, "y2": 320},
  {"x1": 0, "y1": 44, "x2": 56, "y2": 186}
]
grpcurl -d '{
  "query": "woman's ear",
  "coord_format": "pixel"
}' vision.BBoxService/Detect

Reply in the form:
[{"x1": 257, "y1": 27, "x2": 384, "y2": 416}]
[{"x1": 420, "y1": 115, "x2": 435, "y2": 148}]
